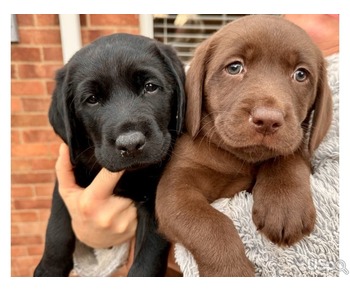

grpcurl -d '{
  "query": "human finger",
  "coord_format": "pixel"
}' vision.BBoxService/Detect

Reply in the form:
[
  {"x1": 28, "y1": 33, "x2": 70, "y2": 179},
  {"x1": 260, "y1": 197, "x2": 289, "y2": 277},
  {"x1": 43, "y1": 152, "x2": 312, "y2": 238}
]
[
  {"x1": 55, "y1": 143, "x2": 79, "y2": 191},
  {"x1": 87, "y1": 167, "x2": 125, "y2": 200},
  {"x1": 97, "y1": 196, "x2": 137, "y2": 231}
]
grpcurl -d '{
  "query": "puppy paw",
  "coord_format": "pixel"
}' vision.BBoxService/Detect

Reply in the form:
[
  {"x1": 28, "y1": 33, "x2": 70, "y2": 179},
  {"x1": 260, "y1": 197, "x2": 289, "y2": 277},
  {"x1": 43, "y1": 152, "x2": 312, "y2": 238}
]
[{"x1": 252, "y1": 188, "x2": 316, "y2": 246}]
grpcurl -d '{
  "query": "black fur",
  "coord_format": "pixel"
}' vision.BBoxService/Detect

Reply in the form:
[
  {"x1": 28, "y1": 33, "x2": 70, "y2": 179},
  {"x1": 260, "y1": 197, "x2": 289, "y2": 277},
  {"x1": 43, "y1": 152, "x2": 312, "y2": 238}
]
[{"x1": 34, "y1": 33, "x2": 185, "y2": 277}]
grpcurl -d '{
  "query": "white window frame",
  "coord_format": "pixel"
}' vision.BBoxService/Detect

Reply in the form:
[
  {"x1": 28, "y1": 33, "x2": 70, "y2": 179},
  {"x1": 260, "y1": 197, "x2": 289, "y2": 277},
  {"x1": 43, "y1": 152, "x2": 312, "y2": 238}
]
[{"x1": 139, "y1": 14, "x2": 154, "y2": 38}]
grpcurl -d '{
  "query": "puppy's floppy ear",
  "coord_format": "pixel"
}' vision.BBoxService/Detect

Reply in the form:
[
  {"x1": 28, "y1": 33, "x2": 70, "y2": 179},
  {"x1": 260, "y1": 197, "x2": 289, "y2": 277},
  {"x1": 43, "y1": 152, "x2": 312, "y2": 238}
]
[
  {"x1": 185, "y1": 38, "x2": 211, "y2": 138},
  {"x1": 156, "y1": 43, "x2": 186, "y2": 135},
  {"x1": 49, "y1": 65, "x2": 79, "y2": 165},
  {"x1": 308, "y1": 59, "x2": 333, "y2": 154}
]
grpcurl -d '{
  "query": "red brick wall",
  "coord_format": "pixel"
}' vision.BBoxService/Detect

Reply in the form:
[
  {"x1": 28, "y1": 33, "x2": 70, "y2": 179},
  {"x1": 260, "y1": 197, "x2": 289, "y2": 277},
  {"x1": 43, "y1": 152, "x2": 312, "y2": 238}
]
[{"x1": 11, "y1": 14, "x2": 140, "y2": 277}]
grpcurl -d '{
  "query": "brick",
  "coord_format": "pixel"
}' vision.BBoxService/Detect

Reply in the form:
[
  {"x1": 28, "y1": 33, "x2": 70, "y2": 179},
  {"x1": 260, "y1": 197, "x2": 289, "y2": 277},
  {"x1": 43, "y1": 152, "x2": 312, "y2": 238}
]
[
  {"x1": 11, "y1": 185, "x2": 34, "y2": 198},
  {"x1": 38, "y1": 209, "x2": 51, "y2": 222},
  {"x1": 90, "y1": 14, "x2": 138, "y2": 26},
  {"x1": 37, "y1": 221, "x2": 49, "y2": 234},
  {"x1": 31, "y1": 159, "x2": 56, "y2": 171},
  {"x1": 11, "y1": 267, "x2": 28, "y2": 277},
  {"x1": 19, "y1": 29, "x2": 61, "y2": 45},
  {"x1": 12, "y1": 173, "x2": 55, "y2": 185},
  {"x1": 11, "y1": 114, "x2": 49, "y2": 128},
  {"x1": 114, "y1": 26, "x2": 139, "y2": 35},
  {"x1": 11, "y1": 269, "x2": 21, "y2": 277},
  {"x1": 12, "y1": 256, "x2": 41, "y2": 271},
  {"x1": 11, "y1": 130, "x2": 21, "y2": 144},
  {"x1": 17, "y1": 15, "x2": 35, "y2": 26},
  {"x1": 21, "y1": 98, "x2": 51, "y2": 112},
  {"x1": 43, "y1": 47, "x2": 63, "y2": 62},
  {"x1": 18, "y1": 64, "x2": 61, "y2": 79},
  {"x1": 81, "y1": 27, "x2": 140, "y2": 45},
  {"x1": 12, "y1": 158, "x2": 57, "y2": 172},
  {"x1": 11, "y1": 265, "x2": 27, "y2": 277},
  {"x1": 28, "y1": 245, "x2": 43, "y2": 256},
  {"x1": 12, "y1": 235, "x2": 42, "y2": 245},
  {"x1": 80, "y1": 15, "x2": 87, "y2": 26},
  {"x1": 48, "y1": 142, "x2": 62, "y2": 156},
  {"x1": 46, "y1": 80, "x2": 56, "y2": 95},
  {"x1": 11, "y1": 246, "x2": 28, "y2": 257},
  {"x1": 12, "y1": 224, "x2": 20, "y2": 234},
  {"x1": 11, "y1": 159, "x2": 32, "y2": 171},
  {"x1": 16, "y1": 222, "x2": 45, "y2": 235},
  {"x1": 35, "y1": 14, "x2": 59, "y2": 26},
  {"x1": 12, "y1": 81, "x2": 46, "y2": 96},
  {"x1": 35, "y1": 184, "x2": 55, "y2": 197},
  {"x1": 22, "y1": 129, "x2": 57, "y2": 143},
  {"x1": 11, "y1": 143, "x2": 50, "y2": 157},
  {"x1": 11, "y1": 98, "x2": 23, "y2": 112},
  {"x1": 82, "y1": 29, "x2": 116, "y2": 44},
  {"x1": 12, "y1": 255, "x2": 42, "y2": 276},
  {"x1": 11, "y1": 211, "x2": 39, "y2": 222},
  {"x1": 11, "y1": 47, "x2": 41, "y2": 62},
  {"x1": 13, "y1": 198, "x2": 52, "y2": 209},
  {"x1": 11, "y1": 64, "x2": 18, "y2": 79}
]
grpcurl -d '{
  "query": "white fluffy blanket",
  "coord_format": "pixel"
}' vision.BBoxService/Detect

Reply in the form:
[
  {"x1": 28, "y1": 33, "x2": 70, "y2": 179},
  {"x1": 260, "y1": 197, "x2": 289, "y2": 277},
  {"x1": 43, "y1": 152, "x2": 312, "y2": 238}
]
[{"x1": 73, "y1": 54, "x2": 339, "y2": 277}]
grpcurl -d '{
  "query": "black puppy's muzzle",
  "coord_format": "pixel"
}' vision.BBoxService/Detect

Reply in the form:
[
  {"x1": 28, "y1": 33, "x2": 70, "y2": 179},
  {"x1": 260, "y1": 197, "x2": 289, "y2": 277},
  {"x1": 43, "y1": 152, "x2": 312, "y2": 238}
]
[{"x1": 115, "y1": 131, "x2": 146, "y2": 158}]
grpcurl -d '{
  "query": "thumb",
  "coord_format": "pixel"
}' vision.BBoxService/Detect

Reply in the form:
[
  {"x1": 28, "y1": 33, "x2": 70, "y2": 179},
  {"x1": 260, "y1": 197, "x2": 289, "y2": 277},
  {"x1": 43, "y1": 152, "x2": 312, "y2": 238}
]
[
  {"x1": 87, "y1": 167, "x2": 125, "y2": 200},
  {"x1": 56, "y1": 143, "x2": 79, "y2": 192}
]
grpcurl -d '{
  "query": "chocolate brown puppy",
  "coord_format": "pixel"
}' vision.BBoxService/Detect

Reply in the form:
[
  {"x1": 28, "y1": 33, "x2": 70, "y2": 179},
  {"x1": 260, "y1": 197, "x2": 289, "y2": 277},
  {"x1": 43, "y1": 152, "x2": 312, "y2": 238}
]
[{"x1": 156, "y1": 15, "x2": 332, "y2": 276}]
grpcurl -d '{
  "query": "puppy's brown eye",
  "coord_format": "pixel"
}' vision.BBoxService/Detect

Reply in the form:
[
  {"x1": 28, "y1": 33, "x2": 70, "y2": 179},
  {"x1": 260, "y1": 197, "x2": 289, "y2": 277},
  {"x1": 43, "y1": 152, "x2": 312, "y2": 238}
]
[
  {"x1": 144, "y1": 83, "x2": 159, "y2": 93},
  {"x1": 226, "y1": 61, "x2": 244, "y2": 75},
  {"x1": 86, "y1": 95, "x2": 99, "y2": 105},
  {"x1": 293, "y1": 68, "x2": 308, "y2": 82}
]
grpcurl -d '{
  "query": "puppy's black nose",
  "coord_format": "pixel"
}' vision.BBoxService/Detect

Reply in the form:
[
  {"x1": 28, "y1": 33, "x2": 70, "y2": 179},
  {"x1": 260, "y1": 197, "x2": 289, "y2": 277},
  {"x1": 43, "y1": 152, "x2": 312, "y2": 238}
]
[
  {"x1": 250, "y1": 107, "x2": 284, "y2": 135},
  {"x1": 115, "y1": 131, "x2": 146, "y2": 157}
]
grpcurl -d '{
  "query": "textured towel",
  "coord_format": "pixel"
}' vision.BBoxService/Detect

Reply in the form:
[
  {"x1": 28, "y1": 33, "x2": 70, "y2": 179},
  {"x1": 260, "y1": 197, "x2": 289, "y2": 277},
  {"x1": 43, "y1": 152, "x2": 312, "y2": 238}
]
[
  {"x1": 73, "y1": 240, "x2": 130, "y2": 277},
  {"x1": 175, "y1": 54, "x2": 339, "y2": 277},
  {"x1": 72, "y1": 54, "x2": 339, "y2": 277}
]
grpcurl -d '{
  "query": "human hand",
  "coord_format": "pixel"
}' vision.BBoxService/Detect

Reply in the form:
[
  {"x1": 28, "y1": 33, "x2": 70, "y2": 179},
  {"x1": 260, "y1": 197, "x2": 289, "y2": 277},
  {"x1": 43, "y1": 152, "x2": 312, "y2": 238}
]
[
  {"x1": 56, "y1": 143, "x2": 137, "y2": 249},
  {"x1": 283, "y1": 14, "x2": 339, "y2": 56}
]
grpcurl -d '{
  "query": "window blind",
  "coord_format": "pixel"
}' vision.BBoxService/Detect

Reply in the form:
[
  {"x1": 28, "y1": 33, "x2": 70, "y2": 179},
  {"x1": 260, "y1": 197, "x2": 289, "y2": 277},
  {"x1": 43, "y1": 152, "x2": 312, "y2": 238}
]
[{"x1": 153, "y1": 14, "x2": 247, "y2": 63}]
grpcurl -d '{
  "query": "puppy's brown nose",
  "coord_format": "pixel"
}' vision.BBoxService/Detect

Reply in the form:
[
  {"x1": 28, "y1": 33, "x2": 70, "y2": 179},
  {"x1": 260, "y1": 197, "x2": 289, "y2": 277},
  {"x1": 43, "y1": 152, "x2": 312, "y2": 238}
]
[
  {"x1": 116, "y1": 131, "x2": 146, "y2": 157},
  {"x1": 250, "y1": 107, "x2": 284, "y2": 135}
]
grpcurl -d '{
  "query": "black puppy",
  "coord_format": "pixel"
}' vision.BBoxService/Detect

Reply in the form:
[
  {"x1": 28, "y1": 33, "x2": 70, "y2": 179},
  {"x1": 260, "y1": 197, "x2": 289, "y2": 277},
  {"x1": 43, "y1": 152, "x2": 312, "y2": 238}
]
[{"x1": 34, "y1": 33, "x2": 185, "y2": 277}]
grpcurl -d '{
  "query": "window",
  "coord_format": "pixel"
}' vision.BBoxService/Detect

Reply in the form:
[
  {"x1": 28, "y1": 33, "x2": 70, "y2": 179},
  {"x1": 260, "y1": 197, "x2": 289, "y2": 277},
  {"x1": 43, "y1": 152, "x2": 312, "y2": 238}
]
[
  {"x1": 11, "y1": 15, "x2": 19, "y2": 43},
  {"x1": 152, "y1": 14, "x2": 248, "y2": 63}
]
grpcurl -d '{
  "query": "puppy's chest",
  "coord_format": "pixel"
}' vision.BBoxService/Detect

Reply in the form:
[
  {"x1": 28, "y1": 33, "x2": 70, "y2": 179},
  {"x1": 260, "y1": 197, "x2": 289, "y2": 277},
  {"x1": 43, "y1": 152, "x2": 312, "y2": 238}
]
[
  {"x1": 115, "y1": 168, "x2": 161, "y2": 203},
  {"x1": 203, "y1": 161, "x2": 255, "y2": 202},
  {"x1": 182, "y1": 136, "x2": 256, "y2": 201}
]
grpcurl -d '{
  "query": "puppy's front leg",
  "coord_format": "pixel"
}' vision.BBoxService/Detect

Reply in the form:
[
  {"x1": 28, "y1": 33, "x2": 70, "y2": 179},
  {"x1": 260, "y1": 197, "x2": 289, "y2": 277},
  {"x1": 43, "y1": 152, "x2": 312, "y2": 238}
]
[
  {"x1": 252, "y1": 153, "x2": 316, "y2": 246},
  {"x1": 156, "y1": 172, "x2": 255, "y2": 277},
  {"x1": 34, "y1": 181, "x2": 75, "y2": 276},
  {"x1": 127, "y1": 203, "x2": 170, "y2": 277}
]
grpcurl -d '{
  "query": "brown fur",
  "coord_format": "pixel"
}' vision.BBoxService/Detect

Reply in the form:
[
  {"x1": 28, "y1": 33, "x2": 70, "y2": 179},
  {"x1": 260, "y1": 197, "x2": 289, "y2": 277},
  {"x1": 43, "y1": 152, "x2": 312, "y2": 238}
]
[{"x1": 156, "y1": 15, "x2": 333, "y2": 276}]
